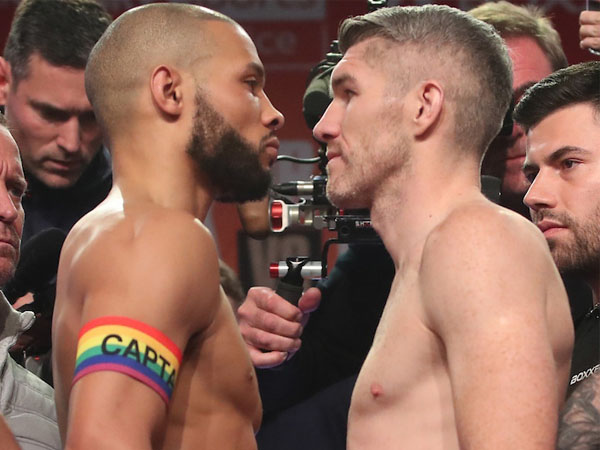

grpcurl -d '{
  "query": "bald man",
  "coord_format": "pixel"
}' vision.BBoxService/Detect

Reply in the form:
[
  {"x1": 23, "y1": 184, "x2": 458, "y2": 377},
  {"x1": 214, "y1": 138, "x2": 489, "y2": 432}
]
[{"x1": 51, "y1": 4, "x2": 284, "y2": 449}]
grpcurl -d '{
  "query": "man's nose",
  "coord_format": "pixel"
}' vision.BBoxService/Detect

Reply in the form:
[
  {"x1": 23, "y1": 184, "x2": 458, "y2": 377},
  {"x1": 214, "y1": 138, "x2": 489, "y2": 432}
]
[
  {"x1": 313, "y1": 103, "x2": 340, "y2": 144},
  {"x1": 0, "y1": 187, "x2": 19, "y2": 224},
  {"x1": 523, "y1": 171, "x2": 557, "y2": 212},
  {"x1": 262, "y1": 95, "x2": 285, "y2": 131},
  {"x1": 56, "y1": 117, "x2": 81, "y2": 154}
]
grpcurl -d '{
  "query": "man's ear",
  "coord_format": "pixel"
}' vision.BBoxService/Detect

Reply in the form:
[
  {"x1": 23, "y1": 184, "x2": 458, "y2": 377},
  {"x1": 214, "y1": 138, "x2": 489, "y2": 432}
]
[
  {"x1": 0, "y1": 57, "x2": 13, "y2": 105},
  {"x1": 410, "y1": 80, "x2": 444, "y2": 139},
  {"x1": 150, "y1": 65, "x2": 184, "y2": 118}
]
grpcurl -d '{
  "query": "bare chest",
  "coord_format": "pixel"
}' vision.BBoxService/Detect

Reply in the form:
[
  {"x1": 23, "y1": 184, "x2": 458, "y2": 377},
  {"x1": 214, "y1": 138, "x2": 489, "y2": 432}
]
[
  {"x1": 165, "y1": 302, "x2": 261, "y2": 449},
  {"x1": 348, "y1": 276, "x2": 459, "y2": 449}
]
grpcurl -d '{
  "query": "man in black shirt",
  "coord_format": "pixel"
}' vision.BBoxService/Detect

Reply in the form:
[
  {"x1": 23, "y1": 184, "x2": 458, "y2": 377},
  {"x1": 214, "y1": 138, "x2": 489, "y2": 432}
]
[
  {"x1": 516, "y1": 61, "x2": 600, "y2": 449},
  {"x1": 0, "y1": 0, "x2": 112, "y2": 244}
]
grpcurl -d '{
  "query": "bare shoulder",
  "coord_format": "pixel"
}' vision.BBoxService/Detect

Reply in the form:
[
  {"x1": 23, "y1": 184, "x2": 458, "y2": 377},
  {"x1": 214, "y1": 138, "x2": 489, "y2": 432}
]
[
  {"x1": 61, "y1": 206, "x2": 220, "y2": 335},
  {"x1": 422, "y1": 200, "x2": 551, "y2": 276},
  {"x1": 419, "y1": 200, "x2": 559, "y2": 328}
]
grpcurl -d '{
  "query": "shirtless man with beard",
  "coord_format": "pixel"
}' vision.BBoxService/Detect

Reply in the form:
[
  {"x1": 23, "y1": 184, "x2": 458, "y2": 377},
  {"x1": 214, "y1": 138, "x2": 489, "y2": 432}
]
[{"x1": 51, "y1": 4, "x2": 284, "y2": 449}]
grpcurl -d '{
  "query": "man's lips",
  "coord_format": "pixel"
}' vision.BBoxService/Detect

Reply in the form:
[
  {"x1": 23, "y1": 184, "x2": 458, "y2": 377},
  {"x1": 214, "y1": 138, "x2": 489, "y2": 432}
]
[
  {"x1": 45, "y1": 158, "x2": 83, "y2": 172},
  {"x1": 263, "y1": 137, "x2": 280, "y2": 166},
  {"x1": 535, "y1": 220, "x2": 567, "y2": 236},
  {"x1": 0, "y1": 237, "x2": 18, "y2": 250},
  {"x1": 326, "y1": 150, "x2": 340, "y2": 161},
  {"x1": 505, "y1": 153, "x2": 525, "y2": 163}
]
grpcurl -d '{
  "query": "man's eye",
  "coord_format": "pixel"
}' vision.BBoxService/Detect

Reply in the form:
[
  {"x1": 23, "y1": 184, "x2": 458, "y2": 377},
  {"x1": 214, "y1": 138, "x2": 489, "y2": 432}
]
[
  {"x1": 245, "y1": 79, "x2": 258, "y2": 91},
  {"x1": 344, "y1": 89, "x2": 356, "y2": 98},
  {"x1": 561, "y1": 159, "x2": 580, "y2": 170}
]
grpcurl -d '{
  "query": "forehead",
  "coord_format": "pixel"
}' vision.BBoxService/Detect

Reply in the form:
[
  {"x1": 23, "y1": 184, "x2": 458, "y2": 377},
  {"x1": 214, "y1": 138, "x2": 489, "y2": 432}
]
[
  {"x1": 331, "y1": 38, "x2": 390, "y2": 86},
  {"x1": 526, "y1": 103, "x2": 600, "y2": 162},
  {"x1": 14, "y1": 53, "x2": 91, "y2": 110},
  {"x1": 0, "y1": 128, "x2": 24, "y2": 173},
  {"x1": 504, "y1": 36, "x2": 553, "y2": 92},
  {"x1": 202, "y1": 21, "x2": 262, "y2": 71}
]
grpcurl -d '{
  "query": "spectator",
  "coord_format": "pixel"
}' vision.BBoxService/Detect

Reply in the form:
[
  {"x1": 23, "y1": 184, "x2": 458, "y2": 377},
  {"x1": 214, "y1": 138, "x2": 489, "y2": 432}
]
[
  {"x1": 0, "y1": 0, "x2": 112, "y2": 244},
  {"x1": 515, "y1": 61, "x2": 600, "y2": 447},
  {"x1": 471, "y1": 0, "x2": 568, "y2": 218},
  {"x1": 0, "y1": 113, "x2": 60, "y2": 450}
]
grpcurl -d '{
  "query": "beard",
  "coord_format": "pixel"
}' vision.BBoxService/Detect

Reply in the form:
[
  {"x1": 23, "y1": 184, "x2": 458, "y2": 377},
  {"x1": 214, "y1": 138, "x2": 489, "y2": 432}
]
[
  {"x1": 533, "y1": 206, "x2": 600, "y2": 278},
  {"x1": 326, "y1": 129, "x2": 411, "y2": 210},
  {"x1": 186, "y1": 91, "x2": 272, "y2": 203}
]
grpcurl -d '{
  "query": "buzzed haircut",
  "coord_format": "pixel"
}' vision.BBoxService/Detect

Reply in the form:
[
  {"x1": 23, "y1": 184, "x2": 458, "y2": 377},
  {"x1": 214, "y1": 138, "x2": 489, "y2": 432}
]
[
  {"x1": 514, "y1": 61, "x2": 600, "y2": 132},
  {"x1": 469, "y1": 1, "x2": 567, "y2": 71},
  {"x1": 337, "y1": 5, "x2": 513, "y2": 155},
  {"x1": 3, "y1": 0, "x2": 112, "y2": 85},
  {"x1": 85, "y1": 3, "x2": 235, "y2": 138}
]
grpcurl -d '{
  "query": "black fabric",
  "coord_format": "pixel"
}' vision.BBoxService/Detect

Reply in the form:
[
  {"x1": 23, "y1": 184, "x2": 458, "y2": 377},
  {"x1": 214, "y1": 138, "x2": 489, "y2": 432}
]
[
  {"x1": 562, "y1": 274, "x2": 599, "y2": 397},
  {"x1": 257, "y1": 375, "x2": 355, "y2": 450},
  {"x1": 22, "y1": 147, "x2": 112, "y2": 245},
  {"x1": 258, "y1": 243, "x2": 393, "y2": 418},
  {"x1": 568, "y1": 312, "x2": 600, "y2": 395}
]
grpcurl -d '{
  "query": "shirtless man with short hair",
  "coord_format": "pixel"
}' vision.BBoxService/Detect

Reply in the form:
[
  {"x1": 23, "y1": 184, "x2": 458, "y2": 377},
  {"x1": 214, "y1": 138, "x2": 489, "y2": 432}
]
[
  {"x1": 51, "y1": 4, "x2": 284, "y2": 449},
  {"x1": 311, "y1": 5, "x2": 573, "y2": 448}
]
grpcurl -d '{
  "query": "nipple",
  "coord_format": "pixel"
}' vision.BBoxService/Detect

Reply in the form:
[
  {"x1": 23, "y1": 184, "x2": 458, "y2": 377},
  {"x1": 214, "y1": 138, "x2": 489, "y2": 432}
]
[{"x1": 370, "y1": 382, "x2": 384, "y2": 398}]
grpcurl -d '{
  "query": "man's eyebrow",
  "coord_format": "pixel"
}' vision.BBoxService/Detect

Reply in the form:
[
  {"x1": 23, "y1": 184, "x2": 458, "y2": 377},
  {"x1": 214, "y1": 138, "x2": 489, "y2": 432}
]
[
  {"x1": 331, "y1": 73, "x2": 357, "y2": 92},
  {"x1": 523, "y1": 146, "x2": 592, "y2": 173},
  {"x1": 29, "y1": 99, "x2": 91, "y2": 117},
  {"x1": 547, "y1": 146, "x2": 593, "y2": 163},
  {"x1": 245, "y1": 62, "x2": 265, "y2": 83}
]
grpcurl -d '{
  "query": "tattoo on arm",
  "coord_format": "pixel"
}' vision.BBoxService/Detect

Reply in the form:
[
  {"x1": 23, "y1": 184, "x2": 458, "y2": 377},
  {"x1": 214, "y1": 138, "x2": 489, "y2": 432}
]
[{"x1": 557, "y1": 374, "x2": 600, "y2": 450}]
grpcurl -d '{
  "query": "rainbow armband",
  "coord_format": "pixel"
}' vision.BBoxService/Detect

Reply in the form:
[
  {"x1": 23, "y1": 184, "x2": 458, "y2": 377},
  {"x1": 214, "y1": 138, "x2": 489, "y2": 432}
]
[{"x1": 72, "y1": 316, "x2": 183, "y2": 404}]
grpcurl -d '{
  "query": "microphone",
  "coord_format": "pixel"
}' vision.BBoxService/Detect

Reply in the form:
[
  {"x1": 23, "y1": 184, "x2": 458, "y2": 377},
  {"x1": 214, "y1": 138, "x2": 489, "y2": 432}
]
[{"x1": 4, "y1": 228, "x2": 66, "y2": 306}]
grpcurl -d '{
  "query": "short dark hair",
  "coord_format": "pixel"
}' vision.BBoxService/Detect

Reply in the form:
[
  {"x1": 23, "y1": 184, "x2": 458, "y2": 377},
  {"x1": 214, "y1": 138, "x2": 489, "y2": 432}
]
[
  {"x1": 3, "y1": 0, "x2": 111, "y2": 85},
  {"x1": 514, "y1": 61, "x2": 600, "y2": 132},
  {"x1": 338, "y1": 5, "x2": 513, "y2": 154}
]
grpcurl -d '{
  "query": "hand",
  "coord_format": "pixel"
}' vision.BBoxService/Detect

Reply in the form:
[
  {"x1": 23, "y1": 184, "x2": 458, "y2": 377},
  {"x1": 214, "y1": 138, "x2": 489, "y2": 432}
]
[
  {"x1": 580, "y1": 10, "x2": 600, "y2": 52},
  {"x1": 237, "y1": 286, "x2": 321, "y2": 368}
]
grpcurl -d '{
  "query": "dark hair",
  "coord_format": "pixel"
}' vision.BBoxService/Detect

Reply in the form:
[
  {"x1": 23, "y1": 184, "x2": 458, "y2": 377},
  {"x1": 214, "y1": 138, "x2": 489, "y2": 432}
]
[
  {"x1": 3, "y1": 0, "x2": 111, "y2": 84},
  {"x1": 469, "y1": 1, "x2": 567, "y2": 71},
  {"x1": 338, "y1": 5, "x2": 513, "y2": 154},
  {"x1": 514, "y1": 61, "x2": 600, "y2": 132}
]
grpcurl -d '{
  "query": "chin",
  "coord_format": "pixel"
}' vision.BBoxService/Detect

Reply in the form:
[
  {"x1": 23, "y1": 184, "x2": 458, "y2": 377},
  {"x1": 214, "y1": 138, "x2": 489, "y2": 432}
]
[{"x1": 39, "y1": 174, "x2": 80, "y2": 190}]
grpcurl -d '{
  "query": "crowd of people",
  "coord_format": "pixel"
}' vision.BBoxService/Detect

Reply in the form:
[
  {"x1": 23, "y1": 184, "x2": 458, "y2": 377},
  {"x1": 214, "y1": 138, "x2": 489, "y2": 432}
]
[{"x1": 0, "y1": 0, "x2": 597, "y2": 449}]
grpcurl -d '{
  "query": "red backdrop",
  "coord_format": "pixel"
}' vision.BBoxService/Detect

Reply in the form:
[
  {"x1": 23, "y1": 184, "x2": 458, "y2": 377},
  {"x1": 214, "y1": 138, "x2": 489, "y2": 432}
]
[{"x1": 0, "y1": 0, "x2": 595, "y2": 280}]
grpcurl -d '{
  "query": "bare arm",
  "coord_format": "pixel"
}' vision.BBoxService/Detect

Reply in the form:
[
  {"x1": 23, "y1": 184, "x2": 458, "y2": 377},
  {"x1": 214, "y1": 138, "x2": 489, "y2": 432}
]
[
  {"x1": 420, "y1": 208, "x2": 572, "y2": 449},
  {"x1": 580, "y1": 11, "x2": 600, "y2": 53},
  {"x1": 63, "y1": 213, "x2": 220, "y2": 449},
  {"x1": 557, "y1": 374, "x2": 600, "y2": 450}
]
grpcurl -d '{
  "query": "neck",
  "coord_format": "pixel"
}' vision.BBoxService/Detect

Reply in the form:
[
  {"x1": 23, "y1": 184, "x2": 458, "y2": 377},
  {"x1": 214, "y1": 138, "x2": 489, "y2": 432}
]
[
  {"x1": 110, "y1": 128, "x2": 214, "y2": 221},
  {"x1": 370, "y1": 147, "x2": 481, "y2": 271}
]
